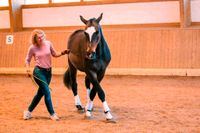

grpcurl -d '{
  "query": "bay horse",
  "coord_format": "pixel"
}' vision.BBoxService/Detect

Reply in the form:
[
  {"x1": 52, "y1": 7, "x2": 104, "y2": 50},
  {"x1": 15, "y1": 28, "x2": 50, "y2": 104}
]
[{"x1": 63, "y1": 13, "x2": 113, "y2": 121}]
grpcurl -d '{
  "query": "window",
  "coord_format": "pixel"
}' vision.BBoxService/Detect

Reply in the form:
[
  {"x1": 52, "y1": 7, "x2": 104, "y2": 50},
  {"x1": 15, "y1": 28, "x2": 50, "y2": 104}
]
[
  {"x1": 24, "y1": 0, "x2": 49, "y2": 5},
  {"x1": 52, "y1": 0, "x2": 103, "y2": 3},
  {"x1": 84, "y1": 0, "x2": 102, "y2": 1},
  {"x1": 24, "y1": 0, "x2": 105, "y2": 5},
  {"x1": 0, "y1": 0, "x2": 9, "y2": 7},
  {"x1": 52, "y1": 0, "x2": 80, "y2": 3}
]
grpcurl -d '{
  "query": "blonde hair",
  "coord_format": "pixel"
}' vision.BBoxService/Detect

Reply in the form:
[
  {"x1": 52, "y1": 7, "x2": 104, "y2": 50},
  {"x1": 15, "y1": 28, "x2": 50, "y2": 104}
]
[{"x1": 31, "y1": 29, "x2": 46, "y2": 46}]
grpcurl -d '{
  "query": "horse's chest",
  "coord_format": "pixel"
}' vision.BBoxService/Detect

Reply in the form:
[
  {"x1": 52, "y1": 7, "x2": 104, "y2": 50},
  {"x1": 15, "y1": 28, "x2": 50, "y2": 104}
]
[
  {"x1": 85, "y1": 60, "x2": 106, "y2": 72},
  {"x1": 69, "y1": 54, "x2": 85, "y2": 71}
]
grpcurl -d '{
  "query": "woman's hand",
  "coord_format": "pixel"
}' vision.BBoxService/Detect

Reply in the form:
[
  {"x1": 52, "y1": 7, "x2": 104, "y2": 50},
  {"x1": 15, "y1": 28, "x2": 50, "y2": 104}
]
[
  {"x1": 26, "y1": 69, "x2": 31, "y2": 77},
  {"x1": 25, "y1": 64, "x2": 31, "y2": 77},
  {"x1": 61, "y1": 49, "x2": 70, "y2": 55}
]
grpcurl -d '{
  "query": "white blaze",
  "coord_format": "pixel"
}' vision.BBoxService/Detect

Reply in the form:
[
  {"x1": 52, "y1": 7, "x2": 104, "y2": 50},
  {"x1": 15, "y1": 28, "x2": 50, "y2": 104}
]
[{"x1": 85, "y1": 27, "x2": 96, "y2": 42}]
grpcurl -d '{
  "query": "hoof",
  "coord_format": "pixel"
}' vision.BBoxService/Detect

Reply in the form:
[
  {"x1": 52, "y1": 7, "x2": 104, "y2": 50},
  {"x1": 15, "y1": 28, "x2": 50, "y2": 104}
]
[
  {"x1": 105, "y1": 118, "x2": 117, "y2": 124},
  {"x1": 85, "y1": 110, "x2": 92, "y2": 119},
  {"x1": 76, "y1": 105, "x2": 85, "y2": 113}
]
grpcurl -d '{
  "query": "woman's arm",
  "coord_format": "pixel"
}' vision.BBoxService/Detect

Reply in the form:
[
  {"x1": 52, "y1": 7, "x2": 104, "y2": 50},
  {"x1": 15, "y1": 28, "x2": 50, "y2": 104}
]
[
  {"x1": 51, "y1": 50, "x2": 69, "y2": 57},
  {"x1": 49, "y1": 41, "x2": 69, "y2": 57},
  {"x1": 25, "y1": 46, "x2": 33, "y2": 76},
  {"x1": 25, "y1": 63, "x2": 31, "y2": 77}
]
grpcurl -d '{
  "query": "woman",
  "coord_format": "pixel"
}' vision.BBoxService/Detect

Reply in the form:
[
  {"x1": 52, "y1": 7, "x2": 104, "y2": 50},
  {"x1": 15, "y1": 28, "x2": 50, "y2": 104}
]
[{"x1": 23, "y1": 29, "x2": 68, "y2": 121}]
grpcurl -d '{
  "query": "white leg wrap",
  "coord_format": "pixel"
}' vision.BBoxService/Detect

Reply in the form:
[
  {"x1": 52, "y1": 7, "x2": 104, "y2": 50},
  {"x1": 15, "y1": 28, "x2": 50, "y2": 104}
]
[
  {"x1": 103, "y1": 101, "x2": 110, "y2": 112},
  {"x1": 105, "y1": 111, "x2": 113, "y2": 120},
  {"x1": 87, "y1": 88, "x2": 91, "y2": 101},
  {"x1": 74, "y1": 95, "x2": 82, "y2": 105},
  {"x1": 103, "y1": 101, "x2": 113, "y2": 120},
  {"x1": 86, "y1": 110, "x2": 92, "y2": 117},
  {"x1": 86, "y1": 100, "x2": 93, "y2": 111},
  {"x1": 85, "y1": 100, "x2": 93, "y2": 118}
]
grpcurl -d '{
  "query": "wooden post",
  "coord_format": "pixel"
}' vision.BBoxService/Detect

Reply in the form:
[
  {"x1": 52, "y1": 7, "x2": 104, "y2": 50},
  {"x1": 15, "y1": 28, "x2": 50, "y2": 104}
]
[
  {"x1": 49, "y1": 0, "x2": 52, "y2": 4},
  {"x1": 180, "y1": 0, "x2": 191, "y2": 28},
  {"x1": 9, "y1": 0, "x2": 24, "y2": 32}
]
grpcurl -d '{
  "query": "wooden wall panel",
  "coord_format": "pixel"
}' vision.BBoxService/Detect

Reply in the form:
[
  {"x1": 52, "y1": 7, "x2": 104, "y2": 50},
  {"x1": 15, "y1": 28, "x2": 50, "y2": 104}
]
[
  {"x1": 0, "y1": 28, "x2": 200, "y2": 70},
  {"x1": 105, "y1": 28, "x2": 200, "y2": 69}
]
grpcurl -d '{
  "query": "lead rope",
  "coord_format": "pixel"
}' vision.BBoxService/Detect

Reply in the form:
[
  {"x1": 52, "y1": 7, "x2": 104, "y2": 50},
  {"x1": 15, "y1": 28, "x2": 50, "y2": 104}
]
[{"x1": 28, "y1": 74, "x2": 52, "y2": 91}]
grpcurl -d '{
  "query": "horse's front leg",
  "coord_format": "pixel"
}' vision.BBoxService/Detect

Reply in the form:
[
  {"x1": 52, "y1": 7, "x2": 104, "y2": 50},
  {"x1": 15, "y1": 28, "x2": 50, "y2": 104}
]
[
  {"x1": 85, "y1": 70, "x2": 113, "y2": 120},
  {"x1": 85, "y1": 76, "x2": 91, "y2": 104},
  {"x1": 69, "y1": 62, "x2": 84, "y2": 112}
]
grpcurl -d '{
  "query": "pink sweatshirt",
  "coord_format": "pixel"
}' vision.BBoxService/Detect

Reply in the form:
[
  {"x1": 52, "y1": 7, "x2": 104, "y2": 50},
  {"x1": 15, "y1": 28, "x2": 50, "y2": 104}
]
[{"x1": 25, "y1": 40, "x2": 57, "y2": 69}]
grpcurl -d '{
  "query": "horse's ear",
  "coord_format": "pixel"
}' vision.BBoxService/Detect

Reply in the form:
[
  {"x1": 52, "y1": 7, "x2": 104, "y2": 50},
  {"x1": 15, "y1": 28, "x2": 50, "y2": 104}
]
[
  {"x1": 80, "y1": 15, "x2": 88, "y2": 24},
  {"x1": 96, "y1": 13, "x2": 103, "y2": 23}
]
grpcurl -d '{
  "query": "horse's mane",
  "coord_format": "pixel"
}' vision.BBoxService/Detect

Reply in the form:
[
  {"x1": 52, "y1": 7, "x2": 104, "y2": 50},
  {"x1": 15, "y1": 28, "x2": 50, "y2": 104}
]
[{"x1": 97, "y1": 26, "x2": 111, "y2": 63}]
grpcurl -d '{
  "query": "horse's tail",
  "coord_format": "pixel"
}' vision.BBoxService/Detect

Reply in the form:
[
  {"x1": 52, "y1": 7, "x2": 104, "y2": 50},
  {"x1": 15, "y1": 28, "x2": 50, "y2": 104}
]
[{"x1": 63, "y1": 68, "x2": 72, "y2": 89}]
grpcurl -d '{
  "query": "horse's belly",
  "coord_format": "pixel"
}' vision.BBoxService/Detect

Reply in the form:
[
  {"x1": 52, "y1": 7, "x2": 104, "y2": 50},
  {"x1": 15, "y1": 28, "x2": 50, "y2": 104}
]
[{"x1": 68, "y1": 53, "x2": 85, "y2": 72}]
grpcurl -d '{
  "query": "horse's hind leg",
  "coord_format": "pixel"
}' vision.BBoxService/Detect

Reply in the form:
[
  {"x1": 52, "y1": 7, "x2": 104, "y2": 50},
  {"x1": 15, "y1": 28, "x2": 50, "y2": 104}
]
[{"x1": 69, "y1": 61, "x2": 84, "y2": 112}]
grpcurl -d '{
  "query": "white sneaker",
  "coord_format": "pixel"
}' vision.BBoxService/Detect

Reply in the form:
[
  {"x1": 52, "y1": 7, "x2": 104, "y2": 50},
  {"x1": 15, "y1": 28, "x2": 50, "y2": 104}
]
[
  {"x1": 23, "y1": 110, "x2": 32, "y2": 120},
  {"x1": 50, "y1": 113, "x2": 59, "y2": 121},
  {"x1": 105, "y1": 111, "x2": 113, "y2": 120}
]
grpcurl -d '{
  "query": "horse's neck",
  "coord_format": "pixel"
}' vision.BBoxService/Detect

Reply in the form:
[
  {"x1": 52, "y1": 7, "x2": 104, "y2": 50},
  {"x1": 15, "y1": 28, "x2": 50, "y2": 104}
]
[{"x1": 97, "y1": 27, "x2": 111, "y2": 63}]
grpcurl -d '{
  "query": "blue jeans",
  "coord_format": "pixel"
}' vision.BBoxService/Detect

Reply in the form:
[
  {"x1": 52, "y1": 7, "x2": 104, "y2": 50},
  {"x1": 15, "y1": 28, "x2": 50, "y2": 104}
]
[{"x1": 28, "y1": 67, "x2": 55, "y2": 115}]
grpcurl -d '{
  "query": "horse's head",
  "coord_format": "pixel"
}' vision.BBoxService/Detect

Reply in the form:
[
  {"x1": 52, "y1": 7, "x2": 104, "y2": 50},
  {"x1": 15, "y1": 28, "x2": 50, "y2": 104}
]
[
  {"x1": 80, "y1": 13, "x2": 103, "y2": 55},
  {"x1": 80, "y1": 13, "x2": 102, "y2": 31}
]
